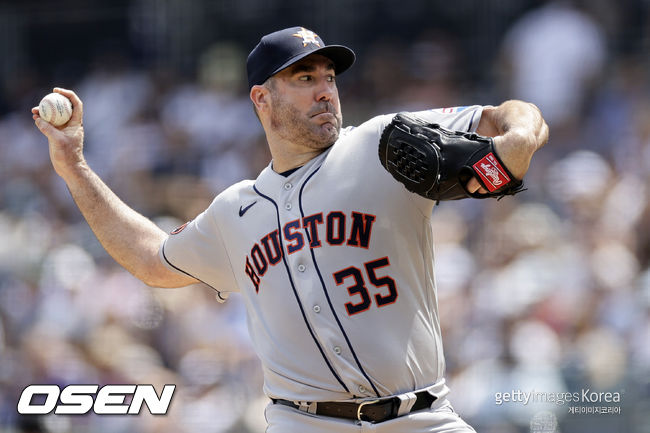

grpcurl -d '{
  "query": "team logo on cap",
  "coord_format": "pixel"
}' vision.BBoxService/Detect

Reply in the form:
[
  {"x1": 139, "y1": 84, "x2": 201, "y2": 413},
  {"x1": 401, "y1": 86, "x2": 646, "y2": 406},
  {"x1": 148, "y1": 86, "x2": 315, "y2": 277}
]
[{"x1": 292, "y1": 27, "x2": 321, "y2": 47}]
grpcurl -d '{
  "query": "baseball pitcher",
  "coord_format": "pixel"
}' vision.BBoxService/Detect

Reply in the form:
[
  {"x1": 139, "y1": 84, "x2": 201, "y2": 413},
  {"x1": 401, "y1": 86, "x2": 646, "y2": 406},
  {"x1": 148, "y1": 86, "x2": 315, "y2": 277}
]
[{"x1": 33, "y1": 26, "x2": 548, "y2": 432}]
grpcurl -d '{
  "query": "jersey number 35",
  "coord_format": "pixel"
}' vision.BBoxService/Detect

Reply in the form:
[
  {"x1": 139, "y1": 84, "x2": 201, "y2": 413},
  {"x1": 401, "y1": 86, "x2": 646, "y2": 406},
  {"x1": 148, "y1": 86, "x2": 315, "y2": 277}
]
[{"x1": 333, "y1": 257, "x2": 398, "y2": 316}]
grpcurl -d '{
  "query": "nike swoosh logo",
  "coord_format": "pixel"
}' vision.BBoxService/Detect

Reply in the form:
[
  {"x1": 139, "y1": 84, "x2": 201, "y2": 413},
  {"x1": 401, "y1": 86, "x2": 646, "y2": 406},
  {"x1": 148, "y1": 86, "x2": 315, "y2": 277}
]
[{"x1": 239, "y1": 201, "x2": 257, "y2": 217}]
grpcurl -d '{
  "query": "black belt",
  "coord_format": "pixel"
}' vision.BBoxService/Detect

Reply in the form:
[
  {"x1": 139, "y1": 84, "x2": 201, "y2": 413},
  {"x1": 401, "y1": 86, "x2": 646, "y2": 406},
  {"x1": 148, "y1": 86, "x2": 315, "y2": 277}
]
[{"x1": 272, "y1": 390, "x2": 437, "y2": 423}]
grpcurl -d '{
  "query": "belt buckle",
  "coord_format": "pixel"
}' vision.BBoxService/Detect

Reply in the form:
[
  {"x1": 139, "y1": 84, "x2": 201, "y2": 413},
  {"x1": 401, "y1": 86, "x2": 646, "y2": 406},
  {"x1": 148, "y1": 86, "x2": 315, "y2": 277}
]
[
  {"x1": 356, "y1": 399, "x2": 380, "y2": 421},
  {"x1": 297, "y1": 401, "x2": 317, "y2": 414}
]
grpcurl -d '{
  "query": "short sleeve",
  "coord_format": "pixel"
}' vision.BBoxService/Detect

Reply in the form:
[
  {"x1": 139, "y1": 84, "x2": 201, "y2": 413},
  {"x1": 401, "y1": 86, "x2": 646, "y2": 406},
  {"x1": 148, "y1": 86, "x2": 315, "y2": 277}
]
[
  {"x1": 408, "y1": 105, "x2": 484, "y2": 132},
  {"x1": 159, "y1": 201, "x2": 238, "y2": 297}
]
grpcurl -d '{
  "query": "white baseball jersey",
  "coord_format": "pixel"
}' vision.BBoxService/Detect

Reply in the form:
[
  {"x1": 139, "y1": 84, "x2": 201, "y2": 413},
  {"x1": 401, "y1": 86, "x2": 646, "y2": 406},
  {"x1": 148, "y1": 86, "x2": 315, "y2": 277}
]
[{"x1": 160, "y1": 106, "x2": 484, "y2": 403}]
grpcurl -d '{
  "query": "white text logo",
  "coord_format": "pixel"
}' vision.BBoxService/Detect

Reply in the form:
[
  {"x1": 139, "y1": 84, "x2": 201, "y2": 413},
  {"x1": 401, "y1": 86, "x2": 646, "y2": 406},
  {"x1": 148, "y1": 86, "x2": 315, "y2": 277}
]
[{"x1": 17, "y1": 384, "x2": 176, "y2": 415}]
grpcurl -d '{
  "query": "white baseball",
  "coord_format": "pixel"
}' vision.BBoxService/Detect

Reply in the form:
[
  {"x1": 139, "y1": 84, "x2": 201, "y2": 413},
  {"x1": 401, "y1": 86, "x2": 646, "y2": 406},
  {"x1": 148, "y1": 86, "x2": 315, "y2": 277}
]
[{"x1": 38, "y1": 93, "x2": 73, "y2": 126}]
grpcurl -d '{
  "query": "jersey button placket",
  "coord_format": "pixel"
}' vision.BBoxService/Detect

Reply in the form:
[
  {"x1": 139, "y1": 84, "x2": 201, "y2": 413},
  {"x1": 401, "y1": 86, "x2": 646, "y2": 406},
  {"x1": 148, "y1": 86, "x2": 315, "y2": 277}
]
[{"x1": 279, "y1": 177, "x2": 296, "y2": 216}]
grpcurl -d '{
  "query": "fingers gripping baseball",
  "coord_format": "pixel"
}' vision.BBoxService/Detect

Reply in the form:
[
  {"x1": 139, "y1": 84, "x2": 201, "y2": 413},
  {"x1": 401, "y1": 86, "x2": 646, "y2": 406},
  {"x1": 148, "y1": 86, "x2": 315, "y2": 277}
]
[{"x1": 32, "y1": 88, "x2": 86, "y2": 179}]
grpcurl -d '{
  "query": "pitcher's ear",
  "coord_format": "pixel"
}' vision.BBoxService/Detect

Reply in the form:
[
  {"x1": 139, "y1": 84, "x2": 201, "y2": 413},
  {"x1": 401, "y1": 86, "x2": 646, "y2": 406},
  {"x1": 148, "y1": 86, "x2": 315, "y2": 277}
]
[{"x1": 250, "y1": 85, "x2": 270, "y2": 112}]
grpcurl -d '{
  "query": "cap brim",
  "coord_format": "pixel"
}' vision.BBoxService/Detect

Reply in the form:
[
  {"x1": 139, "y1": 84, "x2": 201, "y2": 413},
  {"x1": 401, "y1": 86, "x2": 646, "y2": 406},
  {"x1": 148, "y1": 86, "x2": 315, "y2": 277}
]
[{"x1": 270, "y1": 45, "x2": 356, "y2": 80}]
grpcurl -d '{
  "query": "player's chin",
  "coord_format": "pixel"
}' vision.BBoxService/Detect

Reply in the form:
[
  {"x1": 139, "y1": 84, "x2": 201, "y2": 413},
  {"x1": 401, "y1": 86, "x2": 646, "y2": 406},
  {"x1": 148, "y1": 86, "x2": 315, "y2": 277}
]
[
  {"x1": 306, "y1": 128, "x2": 337, "y2": 150},
  {"x1": 318, "y1": 123, "x2": 339, "y2": 144},
  {"x1": 319, "y1": 121, "x2": 337, "y2": 132},
  {"x1": 318, "y1": 115, "x2": 341, "y2": 132}
]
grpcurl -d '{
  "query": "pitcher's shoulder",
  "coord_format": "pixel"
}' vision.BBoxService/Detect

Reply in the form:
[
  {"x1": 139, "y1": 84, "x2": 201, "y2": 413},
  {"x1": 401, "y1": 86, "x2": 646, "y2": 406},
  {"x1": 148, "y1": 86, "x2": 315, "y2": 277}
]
[{"x1": 208, "y1": 179, "x2": 256, "y2": 210}]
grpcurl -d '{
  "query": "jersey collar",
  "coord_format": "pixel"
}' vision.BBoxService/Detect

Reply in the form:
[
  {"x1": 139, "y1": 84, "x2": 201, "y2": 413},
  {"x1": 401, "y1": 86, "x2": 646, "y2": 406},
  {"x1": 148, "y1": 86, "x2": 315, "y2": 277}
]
[{"x1": 254, "y1": 149, "x2": 330, "y2": 199}]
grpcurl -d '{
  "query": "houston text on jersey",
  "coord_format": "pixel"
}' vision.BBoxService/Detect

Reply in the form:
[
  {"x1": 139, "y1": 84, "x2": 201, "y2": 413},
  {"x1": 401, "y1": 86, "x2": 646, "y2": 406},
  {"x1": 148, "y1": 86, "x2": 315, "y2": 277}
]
[{"x1": 244, "y1": 210, "x2": 376, "y2": 292}]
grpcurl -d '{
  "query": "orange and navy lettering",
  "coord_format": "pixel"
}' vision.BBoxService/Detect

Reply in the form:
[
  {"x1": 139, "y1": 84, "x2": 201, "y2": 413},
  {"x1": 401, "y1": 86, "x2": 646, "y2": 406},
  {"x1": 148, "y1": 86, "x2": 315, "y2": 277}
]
[{"x1": 244, "y1": 210, "x2": 377, "y2": 291}]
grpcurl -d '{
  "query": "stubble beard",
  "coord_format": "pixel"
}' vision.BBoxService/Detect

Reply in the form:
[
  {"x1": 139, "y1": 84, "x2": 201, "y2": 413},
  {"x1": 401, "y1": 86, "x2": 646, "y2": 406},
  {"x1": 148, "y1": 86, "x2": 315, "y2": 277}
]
[{"x1": 269, "y1": 91, "x2": 342, "y2": 150}]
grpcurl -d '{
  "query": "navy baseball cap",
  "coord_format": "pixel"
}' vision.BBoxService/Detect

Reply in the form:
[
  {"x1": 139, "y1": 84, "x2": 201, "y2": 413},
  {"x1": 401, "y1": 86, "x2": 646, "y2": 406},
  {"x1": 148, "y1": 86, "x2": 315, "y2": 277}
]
[{"x1": 247, "y1": 26, "x2": 355, "y2": 89}]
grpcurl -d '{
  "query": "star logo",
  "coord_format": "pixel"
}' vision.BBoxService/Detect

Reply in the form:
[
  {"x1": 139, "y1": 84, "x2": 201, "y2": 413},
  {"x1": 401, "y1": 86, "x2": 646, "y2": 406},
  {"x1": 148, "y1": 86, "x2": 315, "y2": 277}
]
[{"x1": 292, "y1": 27, "x2": 321, "y2": 47}]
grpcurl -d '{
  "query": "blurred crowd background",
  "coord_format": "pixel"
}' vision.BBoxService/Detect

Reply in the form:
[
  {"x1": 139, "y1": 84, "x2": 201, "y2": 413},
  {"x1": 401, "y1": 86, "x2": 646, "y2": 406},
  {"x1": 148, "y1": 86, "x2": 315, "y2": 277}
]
[{"x1": 0, "y1": 0, "x2": 649, "y2": 432}]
